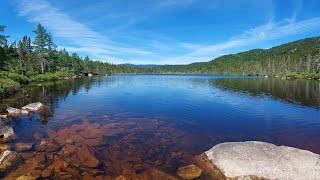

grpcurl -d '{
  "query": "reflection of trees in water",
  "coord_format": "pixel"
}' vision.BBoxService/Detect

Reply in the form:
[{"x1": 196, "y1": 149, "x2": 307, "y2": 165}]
[
  {"x1": 0, "y1": 76, "x2": 116, "y2": 115},
  {"x1": 210, "y1": 78, "x2": 320, "y2": 108}
]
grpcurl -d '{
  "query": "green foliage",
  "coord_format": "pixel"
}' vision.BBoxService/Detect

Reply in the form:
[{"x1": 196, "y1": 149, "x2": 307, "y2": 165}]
[
  {"x1": 29, "y1": 71, "x2": 74, "y2": 81},
  {"x1": 0, "y1": 71, "x2": 28, "y2": 83},
  {"x1": 0, "y1": 78, "x2": 19, "y2": 94}
]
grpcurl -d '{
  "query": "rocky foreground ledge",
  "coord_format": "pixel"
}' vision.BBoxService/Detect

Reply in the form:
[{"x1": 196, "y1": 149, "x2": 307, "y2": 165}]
[{"x1": 195, "y1": 141, "x2": 320, "y2": 180}]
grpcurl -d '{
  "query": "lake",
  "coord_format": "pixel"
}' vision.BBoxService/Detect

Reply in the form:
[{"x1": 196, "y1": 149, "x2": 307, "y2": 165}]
[{"x1": 1, "y1": 74, "x2": 320, "y2": 178}]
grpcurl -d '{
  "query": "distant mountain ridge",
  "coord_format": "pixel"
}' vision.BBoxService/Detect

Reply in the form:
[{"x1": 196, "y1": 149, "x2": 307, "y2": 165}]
[
  {"x1": 122, "y1": 36, "x2": 320, "y2": 79},
  {"x1": 119, "y1": 64, "x2": 165, "y2": 69}
]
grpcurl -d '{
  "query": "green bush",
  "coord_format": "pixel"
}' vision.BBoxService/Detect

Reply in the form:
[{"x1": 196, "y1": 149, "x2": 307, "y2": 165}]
[
  {"x1": 25, "y1": 71, "x2": 39, "y2": 77},
  {"x1": 0, "y1": 71, "x2": 29, "y2": 84},
  {"x1": 29, "y1": 71, "x2": 74, "y2": 81},
  {"x1": 0, "y1": 78, "x2": 19, "y2": 94}
]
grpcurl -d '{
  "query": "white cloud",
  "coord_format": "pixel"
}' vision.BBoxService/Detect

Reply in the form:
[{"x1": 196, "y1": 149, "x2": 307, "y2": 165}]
[{"x1": 16, "y1": 0, "x2": 152, "y2": 61}]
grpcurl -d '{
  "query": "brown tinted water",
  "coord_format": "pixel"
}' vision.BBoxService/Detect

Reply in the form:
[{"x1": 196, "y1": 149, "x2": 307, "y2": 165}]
[{"x1": 0, "y1": 75, "x2": 319, "y2": 179}]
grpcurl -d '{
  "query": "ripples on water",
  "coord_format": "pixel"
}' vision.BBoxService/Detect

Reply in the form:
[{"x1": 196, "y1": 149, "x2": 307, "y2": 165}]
[{"x1": 0, "y1": 75, "x2": 319, "y2": 178}]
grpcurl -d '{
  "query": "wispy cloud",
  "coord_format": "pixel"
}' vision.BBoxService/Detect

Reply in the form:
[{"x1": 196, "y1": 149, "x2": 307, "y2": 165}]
[
  {"x1": 153, "y1": 17, "x2": 320, "y2": 64},
  {"x1": 16, "y1": 0, "x2": 152, "y2": 61}
]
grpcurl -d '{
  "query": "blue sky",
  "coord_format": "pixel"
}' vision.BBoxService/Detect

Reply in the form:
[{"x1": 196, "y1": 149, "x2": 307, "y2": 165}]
[{"x1": 1, "y1": 0, "x2": 320, "y2": 64}]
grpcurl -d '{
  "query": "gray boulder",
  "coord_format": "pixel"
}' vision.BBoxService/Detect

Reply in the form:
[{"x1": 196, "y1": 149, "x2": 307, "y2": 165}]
[
  {"x1": 204, "y1": 141, "x2": 320, "y2": 180},
  {"x1": 21, "y1": 102, "x2": 45, "y2": 112}
]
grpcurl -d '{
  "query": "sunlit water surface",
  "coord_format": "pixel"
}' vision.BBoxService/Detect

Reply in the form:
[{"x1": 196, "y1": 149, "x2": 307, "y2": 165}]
[{"x1": 1, "y1": 75, "x2": 319, "y2": 178}]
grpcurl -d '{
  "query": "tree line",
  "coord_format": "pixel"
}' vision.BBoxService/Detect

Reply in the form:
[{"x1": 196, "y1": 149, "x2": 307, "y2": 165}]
[{"x1": 0, "y1": 24, "x2": 128, "y2": 76}]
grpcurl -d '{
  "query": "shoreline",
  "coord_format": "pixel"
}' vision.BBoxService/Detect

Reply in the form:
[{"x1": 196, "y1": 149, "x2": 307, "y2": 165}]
[{"x1": 0, "y1": 72, "x2": 84, "y2": 100}]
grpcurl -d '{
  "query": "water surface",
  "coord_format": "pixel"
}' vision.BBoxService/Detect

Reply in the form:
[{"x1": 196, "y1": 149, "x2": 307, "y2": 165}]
[{"x1": 1, "y1": 75, "x2": 319, "y2": 178}]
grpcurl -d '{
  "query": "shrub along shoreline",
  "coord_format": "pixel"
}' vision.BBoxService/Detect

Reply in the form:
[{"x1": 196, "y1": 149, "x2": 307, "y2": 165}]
[{"x1": 0, "y1": 71, "x2": 78, "y2": 99}]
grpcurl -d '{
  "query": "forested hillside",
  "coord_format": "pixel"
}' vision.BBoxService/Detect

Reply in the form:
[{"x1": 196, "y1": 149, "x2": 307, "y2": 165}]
[{"x1": 145, "y1": 37, "x2": 320, "y2": 79}]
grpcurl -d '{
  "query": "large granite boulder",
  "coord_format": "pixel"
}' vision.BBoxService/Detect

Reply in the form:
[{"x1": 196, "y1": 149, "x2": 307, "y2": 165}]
[{"x1": 201, "y1": 141, "x2": 320, "y2": 180}]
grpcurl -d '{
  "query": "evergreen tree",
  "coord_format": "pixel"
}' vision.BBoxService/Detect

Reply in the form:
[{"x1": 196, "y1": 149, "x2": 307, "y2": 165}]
[
  {"x1": 0, "y1": 25, "x2": 8, "y2": 69},
  {"x1": 18, "y1": 36, "x2": 32, "y2": 75},
  {"x1": 0, "y1": 25, "x2": 8, "y2": 46},
  {"x1": 33, "y1": 24, "x2": 50, "y2": 73}
]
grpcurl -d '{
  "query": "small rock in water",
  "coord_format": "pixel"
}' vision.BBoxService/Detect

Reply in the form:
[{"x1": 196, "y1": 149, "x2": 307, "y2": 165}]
[
  {"x1": 36, "y1": 140, "x2": 60, "y2": 152},
  {"x1": 15, "y1": 143, "x2": 33, "y2": 152},
  {"x1": 0, "y1": 150, "x2": 12, "y2": 163},
  {"x1": 0, "y1": 114, "x2": 7, "y2": 119},
  {"x1": 177, "y1": 164, "x2": 203, "y2": 179},
  {"x1": 0, "y1": 150, "x2": 23, "y2": 174},
  {"x1": 7, "y1": 107, "x2": 29, "y2": 116},
  {"x1": 21, "y1": 102, "x2": 45, "y2": 112},
  {"x1": 0, "y1": 126, "x2": 15, "y2": 143},
  {"x1": 204, "y1": 141, "x2": 320, "y2": 180}
]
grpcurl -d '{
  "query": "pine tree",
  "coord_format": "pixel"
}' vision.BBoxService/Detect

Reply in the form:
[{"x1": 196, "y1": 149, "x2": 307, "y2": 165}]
[
  {"x1": 18, "y1": 36, "x2": 32, "y2": 75},
  {"x1": 33, "y1": 24, "x2": 50, "y2": 73}
]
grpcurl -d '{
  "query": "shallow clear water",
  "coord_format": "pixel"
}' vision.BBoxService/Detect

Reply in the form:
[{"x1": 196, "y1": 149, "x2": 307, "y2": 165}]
[{"x1": 1, "y1": 74, "x2": 320, "y2": 178}]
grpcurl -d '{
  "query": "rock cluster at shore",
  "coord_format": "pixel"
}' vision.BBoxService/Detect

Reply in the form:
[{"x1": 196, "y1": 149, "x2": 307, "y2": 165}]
[
  {"x1": 5, "y1": 102, "x2": 46, "y2": 117},
  {"x1": 0, "y1": 102, "x2": 46, "y2": 177},
  {"x1": 196, "y1": 141, "x2": 320, "y2": 180}
]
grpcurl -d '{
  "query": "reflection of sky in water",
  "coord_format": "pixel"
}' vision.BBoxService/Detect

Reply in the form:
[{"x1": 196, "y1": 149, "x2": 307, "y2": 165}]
[{"x1": 54, "y1": 75, "x2": 319, "y2": 122}]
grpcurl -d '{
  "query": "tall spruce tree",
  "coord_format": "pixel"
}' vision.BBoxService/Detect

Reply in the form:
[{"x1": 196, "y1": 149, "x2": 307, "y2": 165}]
[
  {"x1": 33, "y1": 24, "x2": 50, "y2": 73},
  {"x1": 18, "y1": 36, "x2": 32, "y2": 75},
  {"x1": 0, "y1": 25, "x2": 8, "y2": 69}
]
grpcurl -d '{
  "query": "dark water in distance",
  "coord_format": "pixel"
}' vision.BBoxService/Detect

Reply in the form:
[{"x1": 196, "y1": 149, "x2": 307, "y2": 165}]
[{"x1": 1, "y1": 74, "x2": 320, "y2": 178}]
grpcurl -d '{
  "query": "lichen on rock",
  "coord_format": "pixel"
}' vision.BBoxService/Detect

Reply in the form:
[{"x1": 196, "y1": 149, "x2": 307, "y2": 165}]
[{"x1": 203, "y1": 141, "x2": 320, "y2": 180}]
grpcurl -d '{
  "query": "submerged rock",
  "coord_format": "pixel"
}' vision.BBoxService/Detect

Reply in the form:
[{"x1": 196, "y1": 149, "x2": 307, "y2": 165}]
[
  {"x1": 121, "y1": 169, "x2": 178, "y2": 180},
  {"x1": 0, "y1": 126, "x2": 15, "y2": 143},
  {"x1": 203, "y1": 141, "x2": 320, "y2": 180},
  {"x1": 0, "y1": 150, "x2": 23, "y2": 174},
  {"x1": 0, "y1": 143, "x2": 9, "y2": 152},
  {"x1": 177, "y1": 164, "x2": 202, "y2": 179},
  {"x1": 21, "y1": 102, "x2": 45, "y2": 112},
  {"x1": 36, "y1": 140, "x2": 60, "y2": 152},
  {"x1": 41, "y1": 168, "x2": 53, "y2": 178},
  {"x1": 16, "y1": 173, "x2": 40, "y2": 180},
  {"x1": 15, "y1": 143, "x2": 33, "y2": 152}
]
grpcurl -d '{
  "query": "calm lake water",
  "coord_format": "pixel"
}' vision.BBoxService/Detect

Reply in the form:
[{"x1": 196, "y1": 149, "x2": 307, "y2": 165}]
[{"x1": 1, "y1": 74, "x2": 320, "y2": 178}]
